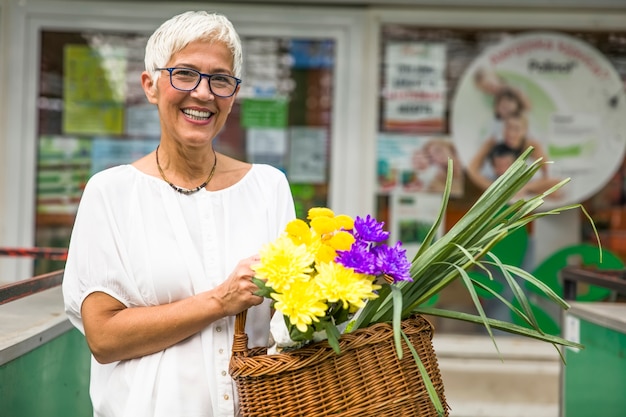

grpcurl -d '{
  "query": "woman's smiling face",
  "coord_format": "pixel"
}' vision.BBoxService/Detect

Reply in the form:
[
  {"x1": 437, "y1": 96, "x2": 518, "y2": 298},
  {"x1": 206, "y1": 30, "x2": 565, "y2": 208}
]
[{"x1": 143, "y1": 39, "x2": 239, "y2": 148}]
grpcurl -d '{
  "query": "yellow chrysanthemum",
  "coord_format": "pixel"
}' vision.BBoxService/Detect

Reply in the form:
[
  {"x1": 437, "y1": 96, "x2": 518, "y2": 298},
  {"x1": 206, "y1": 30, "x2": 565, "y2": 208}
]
[
  {"x1": 316, "y1": 244, "x2": 339, "y2": 265},
  {"x1": 285, "y1": 219, "x2": 314, "y2": 245},
  {"x1": 333, "y1": 214, "x2": 354, "y2": 231},
  {"x1": 315, "y1": 262, "x2": 380, "y2": 310},
  {"x1": 326, "y1": 230, "x2": 355, "y2": 251},
  {"x1": 310, "y1": 216, "x2": 338, "y2": 236},
  {"x1": 253, "y1": 234, "x2": 315, "y2": 293},
  {"x1": 272, "y1": 279, "x2": 328, "y2": 333},
  {"x1": 307, "y1": 207, "x2": 335, "y2": 220}
]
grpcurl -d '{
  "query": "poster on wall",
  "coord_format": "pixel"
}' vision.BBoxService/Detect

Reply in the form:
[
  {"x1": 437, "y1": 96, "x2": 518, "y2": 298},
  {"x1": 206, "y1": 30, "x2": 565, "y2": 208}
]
[
  {"x1": 91, "y1": 137, "x2": 159, "y2": 174},
  {"x1": 451, "y1": 32, "x2": 626, "y2": 207},
  {"x1": 383, "y1": 42, "x2": 447, "y2": 133},
  {"x1": 389, "y1": 192, "x2": 444, "y2": 259},
  {"x1": 377, "y1": 133, "x2": 463, "y2": 196},
  {"x1": 288, "y1": 127, "x2": 327, "y2": 183},
  {"x1": 37, "y1": 135, "x2": 91, "y2": 215},
  {"x1": 63, "y1": 44, "x2": 126, "y2": 135}
]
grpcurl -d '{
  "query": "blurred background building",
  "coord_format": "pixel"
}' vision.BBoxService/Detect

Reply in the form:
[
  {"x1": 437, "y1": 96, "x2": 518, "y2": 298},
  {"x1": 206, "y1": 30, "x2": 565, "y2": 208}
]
[{"x1": 1, "y1": 1, "x2": 625, "y2": 416}]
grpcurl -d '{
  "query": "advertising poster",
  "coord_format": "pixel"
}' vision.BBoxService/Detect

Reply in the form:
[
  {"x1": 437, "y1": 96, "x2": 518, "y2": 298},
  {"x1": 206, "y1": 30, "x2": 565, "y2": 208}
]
[
  {"x1": 288, "y1": 127, "x2": 327, "y2": 183},
  {"x1": 37, "y1": 135, "x2": 91, "y2": 215},
  {"x1": 91, "y1": 137, "x2": 159, "y2": 174},
  {"x1": 383, "y1": 42, "x2": 447, "y2": 133},
  {"x1": 246, "y1": 128, "x2": 288, "y2": 171},
  {"x1": 63, "y1": 44, "x2": 126, "y2": 135},
  {"x1": 451, "y1": 32, "x2": 626, "y2": 207},
  {"x1": 389, "y1": 192, "x2": 444, "y2": 259},
  {"x1": 377, "y1": 133, "x2": 463, "y2": 197}
]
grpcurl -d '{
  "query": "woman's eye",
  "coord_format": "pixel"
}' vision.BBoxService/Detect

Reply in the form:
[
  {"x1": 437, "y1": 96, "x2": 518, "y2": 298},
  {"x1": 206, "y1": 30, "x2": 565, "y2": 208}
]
[
  {"x1": 172, "y1": 69, "x2": 198, "y2": 78},
  {"x1": 212, "y1": 75, "x2": 234, "y2": 85}
]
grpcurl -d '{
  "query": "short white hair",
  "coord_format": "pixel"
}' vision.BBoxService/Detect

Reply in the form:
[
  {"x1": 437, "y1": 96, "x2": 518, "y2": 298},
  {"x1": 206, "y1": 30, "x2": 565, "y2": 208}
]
[{"x1": 144, "y1": 11, "x2": 242, "y2": 80}]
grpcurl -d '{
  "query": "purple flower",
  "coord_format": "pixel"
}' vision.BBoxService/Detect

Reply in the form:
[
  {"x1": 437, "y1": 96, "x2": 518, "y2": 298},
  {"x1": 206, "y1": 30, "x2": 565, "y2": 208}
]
[
  {"x1": 372, "y1": 242, "x2": 412, "y2": 282},
  {"x1": 335, "y1": 241, "x2": 378, "y2": 275},
  {"x1": 353, "y1": 215, "x2": 390, "y2": 243}
]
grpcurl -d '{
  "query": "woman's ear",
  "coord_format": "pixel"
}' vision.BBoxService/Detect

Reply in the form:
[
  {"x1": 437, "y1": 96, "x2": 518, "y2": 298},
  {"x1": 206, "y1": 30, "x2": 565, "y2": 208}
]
[{"x1": 141, "y1": 71, "x2": 158, "y2": 104}]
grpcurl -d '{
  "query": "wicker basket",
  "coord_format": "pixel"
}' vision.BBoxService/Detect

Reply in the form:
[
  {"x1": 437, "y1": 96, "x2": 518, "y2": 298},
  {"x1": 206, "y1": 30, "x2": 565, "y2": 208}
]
[{"x1": 229, "y1": 311, "x2": 449, "y2": 417}]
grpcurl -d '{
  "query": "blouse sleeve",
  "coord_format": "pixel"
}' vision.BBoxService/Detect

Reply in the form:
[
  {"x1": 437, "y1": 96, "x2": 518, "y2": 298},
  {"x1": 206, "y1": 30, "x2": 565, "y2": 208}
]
[
  {"x1": 272, "y1": 169, "x2": 297, "y2": 236},
  {"x1": 62, "y1": 172, "x2": 140, "y2": 334}
]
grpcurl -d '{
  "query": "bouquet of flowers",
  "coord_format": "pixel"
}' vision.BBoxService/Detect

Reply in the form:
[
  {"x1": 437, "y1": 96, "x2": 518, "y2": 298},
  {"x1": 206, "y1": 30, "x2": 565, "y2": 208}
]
[
  {"x1": 251, "y1": 147, "x2": 593, "y2": 415},
  {"x1": 253, "y1": 207, "x2": 412, "y2": 353}
]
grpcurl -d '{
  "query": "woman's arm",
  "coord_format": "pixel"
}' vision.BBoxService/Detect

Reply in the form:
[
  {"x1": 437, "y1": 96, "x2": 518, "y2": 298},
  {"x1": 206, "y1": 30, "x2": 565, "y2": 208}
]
[
  {"x1": 81, "y1": 256, "x2": 263, "y2": 364},
  {"x1": 527, "y1": 139, "x2": 551, "y2": 177},
  {"x1": 466, "y1": 138, "x2": 497, "y2": 191}
]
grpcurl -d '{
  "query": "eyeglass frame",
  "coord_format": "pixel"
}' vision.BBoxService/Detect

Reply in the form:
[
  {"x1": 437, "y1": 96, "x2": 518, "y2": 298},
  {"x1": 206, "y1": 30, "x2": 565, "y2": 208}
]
[{"x1": 156, "y1": 67, "x2": 242, "y2": 98}]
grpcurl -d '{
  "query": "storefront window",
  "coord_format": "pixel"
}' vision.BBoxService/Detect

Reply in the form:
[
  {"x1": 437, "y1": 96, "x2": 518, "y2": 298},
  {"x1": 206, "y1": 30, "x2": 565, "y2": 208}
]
[
  {"x1": 375, "y1": 25, "x2": 626, "y2": 333},
  {"x1": 35, "y1": 30, "x2": 335, "y2": 274}
]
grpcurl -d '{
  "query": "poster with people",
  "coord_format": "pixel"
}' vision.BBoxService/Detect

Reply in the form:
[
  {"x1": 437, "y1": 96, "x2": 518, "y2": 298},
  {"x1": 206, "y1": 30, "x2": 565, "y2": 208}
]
[
  {"x1": 377, "y1": 134, "x2": 464, "y2": 196},
  {"x1": 451, "y1": 32, "x2": 626, "y2": 207}
]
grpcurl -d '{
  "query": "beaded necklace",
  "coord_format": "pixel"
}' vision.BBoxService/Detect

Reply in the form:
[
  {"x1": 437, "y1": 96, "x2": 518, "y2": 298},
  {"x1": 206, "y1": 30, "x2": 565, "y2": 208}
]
[{"x1": 155, "y1": 145, "x2": 217, "y2": 195}]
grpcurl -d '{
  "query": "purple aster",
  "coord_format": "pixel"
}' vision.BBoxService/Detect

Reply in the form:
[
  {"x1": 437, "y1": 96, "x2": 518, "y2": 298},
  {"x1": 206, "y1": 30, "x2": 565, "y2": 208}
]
[
  {"x1": 353, "y1": 215, "x2": 390, "y2": 243},
  {"x1": 372, "y1": 242, "x2": 412, "y2": 282},
  {"x1": 335, "y1": 241, "x2": 378, "y2": 275}
]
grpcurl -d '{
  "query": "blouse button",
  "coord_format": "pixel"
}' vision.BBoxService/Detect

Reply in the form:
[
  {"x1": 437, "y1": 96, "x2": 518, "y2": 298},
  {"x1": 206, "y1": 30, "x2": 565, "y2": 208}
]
[
  {"x1": 219, "y1": 348, "x2": 224, "y2": 354},
  {"x1": 224, "y1": 394, "x2": 230, "y2": 401},
  {"x1": 216, "y1": 326, "x2": 222, "y2": 332},
  {"x1": 221, "y1": 370, "x2": 227, "y2": 376}
]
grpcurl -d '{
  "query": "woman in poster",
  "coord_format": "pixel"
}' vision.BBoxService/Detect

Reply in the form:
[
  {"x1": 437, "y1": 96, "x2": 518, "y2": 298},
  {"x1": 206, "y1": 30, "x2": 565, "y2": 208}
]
[{"x1": 467, "y1": 113, "x2": 561, "y2": 198}]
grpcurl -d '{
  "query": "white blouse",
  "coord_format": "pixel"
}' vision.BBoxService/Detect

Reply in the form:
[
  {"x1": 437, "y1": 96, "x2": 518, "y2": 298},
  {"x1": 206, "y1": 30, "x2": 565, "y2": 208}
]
[{"x1": 63, "y1": 163, "x2": 295, "y2": 417}]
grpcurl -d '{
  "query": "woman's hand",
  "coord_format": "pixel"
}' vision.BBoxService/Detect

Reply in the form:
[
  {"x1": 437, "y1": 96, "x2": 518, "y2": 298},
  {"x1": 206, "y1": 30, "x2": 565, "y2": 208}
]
[
  {"x1": 213, "y1": 255, "x2": 264, "y2": 316},
  {"x1": 81, "y1": 255, "x2": 265, "y2": 363}
]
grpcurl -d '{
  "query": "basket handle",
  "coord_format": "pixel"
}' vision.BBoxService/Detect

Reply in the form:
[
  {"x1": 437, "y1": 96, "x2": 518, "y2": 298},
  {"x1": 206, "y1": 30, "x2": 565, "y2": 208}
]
[{"x1": 232, "y1": 310, "x2": 249, "y2": 357}]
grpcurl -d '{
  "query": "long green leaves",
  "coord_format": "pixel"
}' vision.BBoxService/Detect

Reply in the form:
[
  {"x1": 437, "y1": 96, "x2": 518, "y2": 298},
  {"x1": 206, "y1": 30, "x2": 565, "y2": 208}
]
[{"x1": 353, "y1": 146, "x2": 593, "y2": 350}]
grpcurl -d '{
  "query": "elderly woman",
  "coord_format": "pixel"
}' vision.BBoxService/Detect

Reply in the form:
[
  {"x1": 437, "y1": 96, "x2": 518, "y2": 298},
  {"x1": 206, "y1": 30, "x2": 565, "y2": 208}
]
[{"x1": 62, "y1": 11, "x2": 295, "y2": 417}]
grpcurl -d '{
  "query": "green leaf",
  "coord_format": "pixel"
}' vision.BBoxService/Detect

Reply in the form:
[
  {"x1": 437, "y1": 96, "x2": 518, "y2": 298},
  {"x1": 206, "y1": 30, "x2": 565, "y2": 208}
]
[
  {"x1": 412, "y1": 159, "x2": 453, "y2": 262},
  {"x1": 401, "y1": 331, "x2": 445, "y2": 417},
  {"x1": 252, "y1": 277, "x2": 274, "y2": 298},
  {"x1": 391, "y1": 285, "x2": 404, "y2": 359},
  {"x1": 413, "y1": 307, "x2": 584, "y2": 352},
  {"x1": 321, "y1": 320, "x2": 342, "y2": 354},
  {"x1": 288, "y1": 319, "x2": 314, "y2": 342}
]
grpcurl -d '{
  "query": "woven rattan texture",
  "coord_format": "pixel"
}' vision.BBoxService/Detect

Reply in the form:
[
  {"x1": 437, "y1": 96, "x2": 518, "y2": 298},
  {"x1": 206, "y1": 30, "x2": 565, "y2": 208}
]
[{"x1": 230, "y1": 313, "x2": 449, "y2": 417}]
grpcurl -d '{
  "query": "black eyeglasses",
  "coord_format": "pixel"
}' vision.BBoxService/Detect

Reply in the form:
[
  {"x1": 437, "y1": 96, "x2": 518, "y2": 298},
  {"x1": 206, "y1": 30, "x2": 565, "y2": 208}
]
[{"x1": 156, "y1": 67, "x2": 242, "y2": 98}]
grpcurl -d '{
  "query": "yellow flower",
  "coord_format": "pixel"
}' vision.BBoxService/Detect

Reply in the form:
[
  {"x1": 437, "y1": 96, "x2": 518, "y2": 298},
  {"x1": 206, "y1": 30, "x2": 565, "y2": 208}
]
[
  {"x1": 315, "y1": 262, "x2": 380, "y2": 310},
  {"x1": 285, "y1": 219, "x2": 313, "y2": 245},
  {"x1": 253, "y1": 234, "x2": 314, "y2": 293},
  {"x1": 313, "y1": 230, "x2": 354, "y2": 264},
  {"x1": 326, "y1": 230, "x2": 355, "y2": 251},
  {"x1": 307, "y1": 207, "x2": 335, "y2": 220},
  {"x1": 310, "y1": 216, "x2": 338, "y2": 236},
  {"x1": 334, "y1": 214, "x2": 354, "y2": 231},
  {"x1": 316, "y1": 244, "x2": 338, "y2": 264},
  {"x1": 272, "y1": 279, "x2": 328, "y2": 333}
]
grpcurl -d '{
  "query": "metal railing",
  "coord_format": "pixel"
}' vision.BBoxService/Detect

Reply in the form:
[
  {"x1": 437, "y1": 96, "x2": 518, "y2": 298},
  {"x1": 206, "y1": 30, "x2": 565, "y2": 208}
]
[
  {"x1": 561, "y1": 266, "x2": 626, "y2": 301},
  {"x1": 0, "y1": 246, "x2": 67, "y2": 305}
]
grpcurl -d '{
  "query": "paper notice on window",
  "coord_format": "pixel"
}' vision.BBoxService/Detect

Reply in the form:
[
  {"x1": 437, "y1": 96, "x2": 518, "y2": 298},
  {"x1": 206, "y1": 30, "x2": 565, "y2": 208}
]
[
  {"x1": 389, "y1": 192, "x2": 444, "y2": 259},
  {"x1": 246, "y1": 128, "x2": 288, "y2": 170},
  {"x1": 383, "y1": 42, "x2": 446, "y2": 133},
  {"x1": 288, "y1": 127, "x2": 327, "y2": 183},
  {"x1": 564, "y1": 315, "x2": 581, "y2": 352},
  {"x1": 126, "y1": 104, "x2": 160, "y2": 138},
  {"x1": 63, "y1": 44, "x2": 126, "y2": 135}
]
